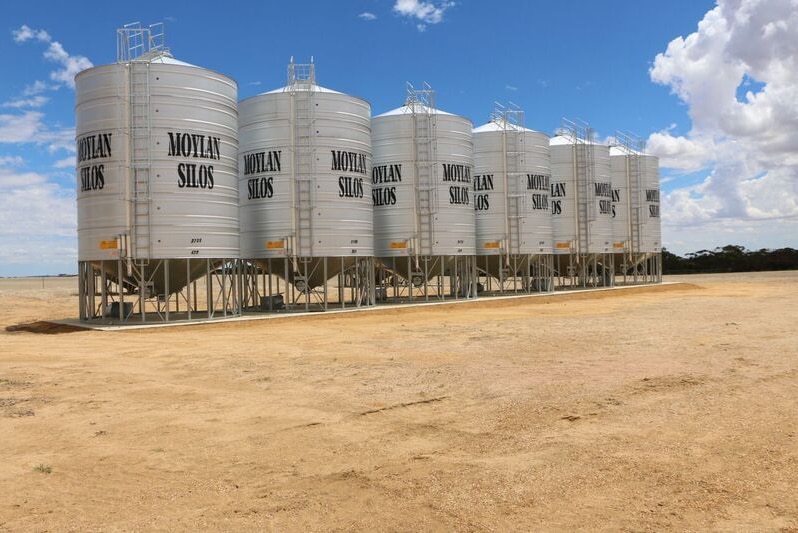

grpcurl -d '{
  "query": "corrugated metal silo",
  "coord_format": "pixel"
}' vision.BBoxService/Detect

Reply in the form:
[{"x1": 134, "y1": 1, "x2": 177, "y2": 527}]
[
  {"x1": 549, "y1": 120, "x2": 614, "y2": 287},
  {"x1": 609, "y1": 146, "x2": 631, "y2": 254},
  {"x1": 641, "y1": 156, "x2": 662, "y2": 254},
  {"x1": 609, "y1": 137, "x2": 662, "y2": 283},
  {"x1": 76, "y1": 24, "x2": 241, "y2": 322},
  {"x1": 472, "y1": 107, "x2": 553, "y2": 292},
  {"x1": 238, "y1": 60, "x2": 374, "y2": 310},
  {"x1": 371, "y1": 84, "x2": 477, "y2": 300}
]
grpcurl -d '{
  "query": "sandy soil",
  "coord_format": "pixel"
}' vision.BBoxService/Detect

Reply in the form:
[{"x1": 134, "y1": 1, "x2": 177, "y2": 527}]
[{"x1": 1, "y1": 271, "x2": 796, "y2": 531}]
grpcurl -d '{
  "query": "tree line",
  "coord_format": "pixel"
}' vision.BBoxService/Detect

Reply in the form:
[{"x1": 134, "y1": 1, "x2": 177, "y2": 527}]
[{"x1": 663, "y1": 245, "x2": 798, "y2": 274}]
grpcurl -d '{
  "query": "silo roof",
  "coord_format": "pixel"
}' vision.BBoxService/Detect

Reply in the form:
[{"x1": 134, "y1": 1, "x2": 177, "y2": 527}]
[
  {"x1": 137, "y1": 52, "x2": 236, "y2": 86},
  {"x1": 549, "y1": 135, "x2": 572, "y2": 145},
  {"x1": 473, "y1": 121, "x2": 542, "y2": 134},
  {"x1": 375, "y1": 104, "x2": 457, "y2": 117},
  {"x1": 549, "y1": 135, "x2": 606, "y2": 146},
  {"x1": 132, "y1": 51, "x2": 197, "y2": 67},
  {"x1": 148, "y1": 55, "x2": 195, "y2": 67},
  {"x1": 609, "y1": 146, "x2": 648, "y2": 156},
  {"x1": 262, "y1": 84, "x2": 344, "y2": 95}
]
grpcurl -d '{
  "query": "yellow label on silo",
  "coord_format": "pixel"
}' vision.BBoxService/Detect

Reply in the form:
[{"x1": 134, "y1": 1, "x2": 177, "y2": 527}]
[
  {"x1": 390, "y1": 241, "x2": 407, "y2": 249},
  {"x1": 483, "y1": 242, "x2": 500, "y2": 249},
  {"x1": 555, "y1": 242, "x2": 571, "y2": 250},
  {"x1": 99, "y1": 239, "x2": 118, "y2": 250},
  {"x1": 613, "y1": 242, "x2": 625, "y2": 250},
  {"x1": 265, "y1": 241, "x2": 285, "y2": 249}
]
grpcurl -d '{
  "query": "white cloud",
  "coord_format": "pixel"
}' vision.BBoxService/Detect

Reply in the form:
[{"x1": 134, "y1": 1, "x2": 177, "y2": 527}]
[
  {"x1": 0, "y1": 155, "x2": 24, "y2": 167},
  {"x1": 1, "y1": 26, "x2": 83, "y2": 276},
  {"x1": 393, "y1": 0, "x2": 455, "y2": 29},
  {"x1": 0, "y1": 238, "x2": 77, "y2": 272},
  {"x1": 0, "y1": 111, "x2": 73, "y2": 154},
  {"x1": 646, "y1": 130, "x2": 714, "y2": 172},
  {"x1": 648, "y1": 0, "x2": 798, "y2": 252},
  {"x1": 12, "y1": 25, "x2": 93, "y2": 89},
  {"x1": 1, "y1": 95, "x2": 49, "y2": 109},
  {"x1": 0, "y1": 111, "x2": 44, "y2": 143},
  {"x1": 53, "y1": 156, "x2": 75, "y2": 169},
  {"x1": 359, "y1": 12, "x2": 377, "y2": 21},
  {"x1": 43, "y1": 41, "x2": 93, "y2": 89},
  {"x1": 0, "y1": 156, "x2": 76, "y2": 276},
  {"x1": 23, "y1": 80, "x2": 50, "y2": 96},
  {"x1": 505, "y1": 84, "x2": 518, "y2": 91},
  {"x1": 0, "y1": 160, "x2": 76, "y2": 273},
  {"x1": 41, "y1": 126, "x2": 76, "y2": 154},
  {"x1": 12, "y1": 25, "x2": 50, "y2": 43},
  {"x1": 0, "y1": 165, "x2": 75, "y2": 238},
  {"x1": 0, "y1": 168, "x2": 48, "y2": 188},
  {"x1": 3, "y1": 28, "x2": 79, "y2": 154}
]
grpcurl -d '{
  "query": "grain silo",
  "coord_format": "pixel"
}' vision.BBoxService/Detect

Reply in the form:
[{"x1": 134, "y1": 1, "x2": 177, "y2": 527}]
[
  {"x1": 549, "y1": 120, "x2": 614, "y2": 287},
  {"x1": 238, "y1": 59, "x2": 375, "y2": 311},
  {"x1": 76, "y1": 24, "x2": 241, "y2": 323},
  {"x1": 472, "y1": 105, "x2": 553, "y2": 293},
  {"x1": 641, "y1": 155, "x2": 662, "y2": 258},
  {"x1": 609, "y1": 145, "x2": 631, "y2": 258},
  {"x1": 609, "y1": 133, "x2": 662, "y2": 284},
  {"x1": 372, "y1": 84, "x2": 477, "y2": 302}
]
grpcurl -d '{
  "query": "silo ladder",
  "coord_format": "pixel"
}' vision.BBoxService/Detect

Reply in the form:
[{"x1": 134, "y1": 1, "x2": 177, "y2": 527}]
[
  {"x1": 575, "y1": 140, "x2": 593, "y2": 252},
  {"x1": 292, "y1": 79, "x2": 315, "y2": 258},
  {"x1": 129, "y1": 60, "x2": 152, "y2": 262},
  {"x1": 630, "y1": 152, "x2": 643, "y2": 256},
  {"x1": 504, "y1": 122, "x2": 525, "y2": 255},
  {"x1": 413, "y1": 103, "x2": 437, "y2": 256}
]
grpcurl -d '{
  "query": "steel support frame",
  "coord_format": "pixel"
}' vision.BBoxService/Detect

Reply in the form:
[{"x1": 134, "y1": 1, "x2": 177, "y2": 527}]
[
  {"x1": 244, "y1": 256, "x2": 377, "y2": 313},
  {"x1": 77, "y1": 257, "x2": 242, "y2": 323}
]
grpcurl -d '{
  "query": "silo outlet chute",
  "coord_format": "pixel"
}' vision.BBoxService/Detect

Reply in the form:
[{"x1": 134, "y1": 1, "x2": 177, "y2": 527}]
[
  {"x1": 76, "y1": 23, "x2": 242, "y2": 323},
  {"x1": 238, "y1": 59, "x2": 375, "y2": 312}
]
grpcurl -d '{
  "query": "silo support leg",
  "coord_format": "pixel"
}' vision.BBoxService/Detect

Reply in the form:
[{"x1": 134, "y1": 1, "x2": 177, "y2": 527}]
[
  {"x1": 206, "y1": 258, "x2": 213, "y2": 319},
  {"x1": 99, "y1": 261, "x2": 107, "y2": 318},
  {"x1": 78, "y1": 262, "x2": 87, "y2": 321},
  {"x1": 186, "y1": 259, "x2": 192, "y2": 320},
  {"x1": 164, "y1": 259, "x2": 170, "y2": 321},
  {"x1": 323, "y1": 257, "x2": 328, "y2": 311},
  {"x1": 118, "y1": 259, "x2": 125, "y2": 321},
  {"x1": 268, "y1": 268, "x2": 273, "y2": 308}
]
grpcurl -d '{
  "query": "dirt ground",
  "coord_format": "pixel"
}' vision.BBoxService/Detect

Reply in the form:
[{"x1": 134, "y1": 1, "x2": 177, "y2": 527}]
[{"x1": 0, "y1": 271, "x2": 796, "y2": 531}]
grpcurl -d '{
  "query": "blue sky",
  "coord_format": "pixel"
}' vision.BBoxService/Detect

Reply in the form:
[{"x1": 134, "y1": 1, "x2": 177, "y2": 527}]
[{"x1": 1, "y1": 0, "x2": 796, "y2": 276}]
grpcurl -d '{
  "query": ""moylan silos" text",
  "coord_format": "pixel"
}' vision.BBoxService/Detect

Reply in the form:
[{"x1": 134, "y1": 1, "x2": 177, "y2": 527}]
[
  {"x1": 527, "y1": 174, "x2": 550, "y2": 211},
  {"x1": 167, "y1": 132, "x2": 221, "y2": 190},
  {"x1": 77, "y1": 132, "x2": 113, "y2": 192},
  {"x1": 442, "y1": 163, "x2": 472, "y2": 205},
  {"x1": 332, "y1": 150, "x2": 367, "y2": 199},
  {"x1": 243, "y1": 150, "x2": 281, "y2": 200},
  {"x1": 372, "y1": 164, "x2": 401, "y2": 206},
  {"x1": 594, "y1": 182, "x2": 612, "y2": 215}
]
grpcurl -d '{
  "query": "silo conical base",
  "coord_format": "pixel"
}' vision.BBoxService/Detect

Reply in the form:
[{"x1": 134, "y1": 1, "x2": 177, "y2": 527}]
[
  {"x1": 615, "y1": 252, "x2": 662, "y2": 285},
  {"x1": 477, "y1": 254, "x2": 555, "y2": 294},
  {"x1": 90, "y1": 258, "x2": 207, "y2": 296},
  {"x1": 252, "y1": 256, "x2": 357, "y2": 292},
  {"x1": 554, "y1": 253, "x2": 615, "y2": 289},
  {"x1": 376, "y1": 255, "x2": 478, "y2": 302},
  {"x1": 241, "y1": 256, "x2": 376, "y2": 312}
]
